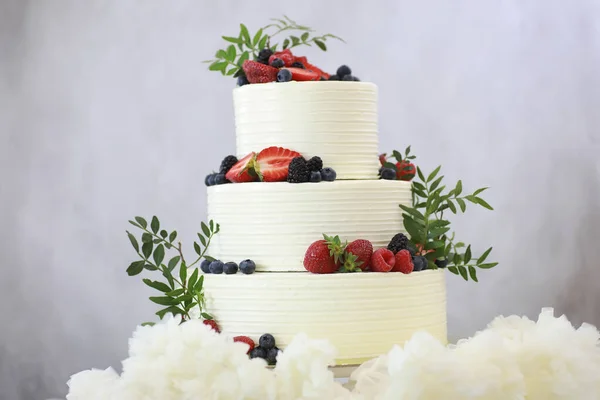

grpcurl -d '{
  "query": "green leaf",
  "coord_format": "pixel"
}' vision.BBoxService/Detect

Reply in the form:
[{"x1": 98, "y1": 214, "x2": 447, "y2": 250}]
[
  {"x1": 446, "y1": 200, "x2": 457, "y2": 214},
  {"x1": 468, "y1": 266, "x2": 478, "y2": 282},
  {"x1": 238, "y1": 51, "x2": 250, "y2": 66},
  {"x1": 135, "y1": 216, "x2": 148, "y2": 228},
  {"x1": 240, "y1": 24, "x2": 251, "y2": 45},
  {"x1": 175, "y1": 294, "x2": 194, "y2": 303},
  {"x1": 201, "y1": 312, "x2": 213, "y2": 320},
  {"x1": 142, "y1": 279, "x2": 171, "y2": 293},
  {"x1": 403, "y1": 216, "x2": 426, "y2": 243},
  {"x1": 166, "y1": 288, "x2": 184, "y2": 297},
  {"x1": 126, "y1": 261, "x2": 145, "y2": 276},
  {"x1": 179, "y1": 262, "x2": 187, "y2": 283},
  {"x1": 127, "y1": 232, "x2": 139, "y2": 252},
  {"x1": 399, "y1": 204, "x2": 425, "y2": 220},
  {"x1": 458, "y1": 265, "x2": 468, "y2": 280},
  {"x1": 201, "y1": 222, "x2": 210, "y2": 237},
  {"x1": 156, "y1": 306, "x2": 183, "y2": 319},
  {"x1": 226, "y1": 67, "x2": 238, "y2": 76},
  {"x1": 188, "y1": 269, "x2": 199, "y2": 291},
  {"x1": 153, "y1": 244, "x2": 165, "y2": 266},
  {"x1": 226, "y1": 44, "x2": 236, "y2": 61},
  {"x1": 301, "y1": 32, "x2": 310, "y2": 41},
  {"x1": 159, "y1": 229, "x2": 168, "y2": 239},
  {"x1": 416, "y1": 166, "x2": 426, "y2": 182},
  {"x1": 282, "y1": 38, "x2": 290, "y2": 49},
  {"x1": 169, "y1": 231, "x2": 177, "y2": 243},
  {"x1": 144, "y1": 264, "x2": 158, "y2": 271},
  {"x1": 258, "y1": 35, "x2": 268, "y2": 49},
  {"x1": 456, "y1": 198, "x2": 467, "y2": 212},
  {"x1": 149, "y1": 296, "x2": 179, "y2": 306},
  {"x1": 141, "y1": 322, "x2": 155, "y2": 327},
  {"x1": 252, "y1": 28, "x2": 263, "y2": 46},
  {"x1": 479, "y1": 262, "x2": 498, "y2": 269},
  {"x1": 464, "y1": 245, "x2": 472, "y2": 264},
  {"x1": 453, "y1": 252, "x2": 462, "y2": 265},
  {"x1": 455, "y1": 242, "x2": 465, "y2": 248},
  {"x1": 427, "y1": 260, "x2": 437, "y2": 269},
  {"x1": 222, "y1": 35, "x2": 243, "y2": 44},
  {"x1": 477, "y1": 247, "x2": 492, "y2": 264},
  {"x1": 129, "y1": 220, "x2": 142, "y2": 228},
  {"x1": 383, "y1": 162, "x2": 397, "y2": 171},
  {"x1": 168, "y1": 256, "x2": 180, "y2": 271},
  {"x1": 474, "y1": 197, "x2": 494, "y2": 210},
  {"x1": 142, "y1": 241, "x2": 153, "y2": 259},
  {"x1": 413, "y1": 188, "x2": 428, "y2": 198},
  {"x1": 429, "y1": 176, "x2": 444, "y2": 192},
  {"x1": 454, "y1": 180, "x2": 463, "y2": 196},
  {"x1": 162, "y1": 270, "x2": 175, "y2": 289},
  {"x1": 150, "y1": 216, "x2": 159, "y2": 234},
  {"x1": 415, "y1": 202, "x2": 427, "y2": 209},
  {"x1": 429, "y1": 220, "x2": 450, "y2": 228},
  {"x1": 194, "y1": 242, "x2": 202, "y2": 256},
  {"x1": 204, "y1": 255, "x2": 216, "y2": 262},
  {"x1": 447, "y1": 266, "x2": 459, "y2": 275},
  {"x1": 424, "y1": 240, "x2": 446, "y2": 250},
  {"x1": 314, "y1": 39, "x2": 326, "y2": 50},
  {"x1": 197, "y1": 233, "x2": 207, "y2": 247},
  {"x1": 216, "y1": 49, "x2": 228, "y2": 59},
  {"x1": 429, "y1": 226, "x2": 451, "y2": 238},
  {"x1": 209, "y1": 61, "x2": 228, "y2": 72},
  {"x1": 465, "y1": 195, "x2": 477, "y2": 204},
  {"x1": 427, "y1": 166, "x2": 441, "y2": 183},
  {"x1": 152, "y1": 238, "x2": 161, "y2": 244},
  {"x1": 392, "y1": 150, "x2": 403, "y2": 161},
  {"x1": 412, "y1": 182, "x2": 426, "y2": 192},
  {"x1": 195, "y1": 275, "x2": 204, "y2": 293},
  {"x1": 289, "y1": 35, "x2": 300, "y2": 46},
  {"x1": 473, "y1": 187, "x2": 489, "y2": 196}
]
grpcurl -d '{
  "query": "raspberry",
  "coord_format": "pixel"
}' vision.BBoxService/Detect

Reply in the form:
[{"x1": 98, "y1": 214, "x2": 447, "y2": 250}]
[
  {"x1": 392, "y1": 249, "x2": 414, "y2": 274},
  {"x1": 370, "y1": 248, "x2": 395, "y2": 272}
]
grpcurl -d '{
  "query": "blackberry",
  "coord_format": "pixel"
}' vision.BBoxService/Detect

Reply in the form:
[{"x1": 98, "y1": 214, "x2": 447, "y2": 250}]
[
  {"x1": 306, "y1": 156, "x2": 323, "y2": 172},
  {"x1": 259, "y1": 333, "x2": 276, "y2": 350},
  {"x1": 291, "y1": 61, "x2": 305, "y2": 69},
  {"x1": 219, "y1": 155, "x2": 238, "y2": 174},
  {"x1": 287, "y1": 157, "x2": 310, "y2": 183},
  {"x1": 387, "y1": 233, "x2": 409, "y2": 254}
]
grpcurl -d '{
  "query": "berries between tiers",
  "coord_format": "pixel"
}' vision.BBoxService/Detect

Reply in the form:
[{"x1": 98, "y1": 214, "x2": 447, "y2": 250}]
[{"x1": 201, "y1": 258, "x2": 255, "y2": 275}]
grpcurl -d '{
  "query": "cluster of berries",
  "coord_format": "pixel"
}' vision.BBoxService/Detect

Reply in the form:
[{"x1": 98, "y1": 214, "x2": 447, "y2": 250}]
[
  {"x1": 287, "y1": 156, "x2": 337, "y2": 183},
  {"x1": 205, "y1": 155, "x2": 239, "y2": 186},
  {"x1": 378, "y1": 153, "x2": 416, "y2": 181},
  {"x1": 200, "y1": 259, "x2": 256, "y2": 275}
]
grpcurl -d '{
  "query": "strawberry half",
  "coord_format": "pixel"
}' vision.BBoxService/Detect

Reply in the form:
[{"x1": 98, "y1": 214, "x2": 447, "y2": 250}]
[
  {"x1": 242, "y1": 60, "x2": 278, "y2": 84},
  {"x1": 283, "y1": 67, "x2": 321, "y2": 82},
  {"x1": 225, "y1": 152, "x2": 257, "y2": 183},
  {"x1": 294, "y1": 56, "x2": 330, "y2": 79},
  {"x1": 269, "y1": 49, "x2": 295, "y2": 67},
  {"x1": 254, "y1": 146, "x2": 301, "y2": 182}
]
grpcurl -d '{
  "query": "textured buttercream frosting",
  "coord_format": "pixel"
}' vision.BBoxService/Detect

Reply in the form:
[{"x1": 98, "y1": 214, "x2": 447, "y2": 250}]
[
  {"x1": 203, "y1": 270, "x2": 448, "y2": 365},
  {"x1": 233, "y1": 81, "x2": 380, "y2": 180},
  {"x1": 207, "y1": 180, "x2": 412, "y2": 272}
]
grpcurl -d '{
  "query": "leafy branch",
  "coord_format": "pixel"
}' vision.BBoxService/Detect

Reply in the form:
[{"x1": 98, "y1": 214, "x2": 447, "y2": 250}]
[
  {"x1": 400, "y1": 166, "x2": 497, "y2": 282},
  {"x1": 125, "y1": 216, "x2": 220, "y2": 324}
]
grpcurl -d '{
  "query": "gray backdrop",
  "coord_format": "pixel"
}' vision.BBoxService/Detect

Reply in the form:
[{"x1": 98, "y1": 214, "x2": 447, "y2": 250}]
[{"x1": 1, "y1": 0, "x2": 600, "y2": 399}]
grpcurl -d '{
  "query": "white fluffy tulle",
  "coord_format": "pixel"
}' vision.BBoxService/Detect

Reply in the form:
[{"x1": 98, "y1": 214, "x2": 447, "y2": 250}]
[{"x1": 67, "y1": 308, "x2": 600, "y2": 400}]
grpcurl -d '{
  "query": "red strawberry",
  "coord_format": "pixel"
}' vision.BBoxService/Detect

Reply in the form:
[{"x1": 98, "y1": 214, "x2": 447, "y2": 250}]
[
  {"x1": 304, "y1": 240, "x2": 340, "y2": 274},
  {"x1": 345, "y1": 239, "x2": 373, "y2": 271},
  {"x1": 254, "y1": 146, "x2": 301, "y2": 182},
  {"x1": 203, "y1": 319, "x2": 221, "y2": 333},
  {"x1": 269, "y1": 49, "x2": 295, "y2": 67},
  {"x1": 370, "y1": 248, "x2": 395, "y2": 272},
  {"x1": 379, "y1": 153, "x2": 388, "y2": 166},
  {"x1": 242, "y1": 60, "x2": 278, "y2": 84},
  {"x1": 225, "y1": 152, "x2": 257, "y2": 183},
  {"x1": 284, "y1": 67, "x2": 321, "y2": 81},
  {"x1": 392, "y1": 249, "x2": 414, "y2": 274},
  {"x1": 396, "y1": 160, "x2": 416, "y2": 181},
  {"x1": 294, "y1": 56, "x2": 330, "y2": 79},
  {"x1": 233, "y1": 335, "x2": 255, "y2": 353}
]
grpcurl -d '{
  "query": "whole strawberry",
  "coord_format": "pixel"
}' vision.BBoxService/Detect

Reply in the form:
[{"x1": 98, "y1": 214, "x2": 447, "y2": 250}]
[
  {"x1": 396, "y1": 160, "x2": 416, "y2": 181},
  {"x1": 370, "y1": 248, "x2": 395, "y2": 272},
  {"x1": 344, "y1": 239, "x2": 373, "y2": 271},
  {"x1": 233, "y1": 335, "x2": 255, "y2": 354},
  {"x1": 304, "y1": 238, "x2": 342, "y2": 274},
  {"x1": 203, "y1": 319, "x2": 221, "y2": 333},
  {"x1": 392, "y1": 249, "x2": 414, "y2": 274}
]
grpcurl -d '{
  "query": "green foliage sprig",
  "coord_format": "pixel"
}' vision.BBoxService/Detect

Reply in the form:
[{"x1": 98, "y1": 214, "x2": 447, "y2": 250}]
[
  {"x1": 204, "y1": 15, "x2": 344, "y2": 77},
  {"x1": 399, "y1": 162, "x2": 498, "y2": 282},
  {"x1": 126, "y1": 216, "x2": 220, "y2": 325}
]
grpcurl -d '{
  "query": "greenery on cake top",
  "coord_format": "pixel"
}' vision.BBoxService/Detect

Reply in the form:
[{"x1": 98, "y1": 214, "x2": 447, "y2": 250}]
[
  {"x1": 204, "y1": 15, "x2": 344, "y2": 77},
  {"x1": 126, "y1": 216, "x2": 219, "y2": 325}
]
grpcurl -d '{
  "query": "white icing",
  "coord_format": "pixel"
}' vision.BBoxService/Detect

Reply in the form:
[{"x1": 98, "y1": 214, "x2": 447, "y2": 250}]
[
  {"x1": 233, "y1": 82, "x2": 380, "y2": 180},
  {"x1": 207, "y1": 180, "x2": 412, "y2": 272},
  {"x1": 203, "y1": 270, "x2": 448, "y2": 365}
]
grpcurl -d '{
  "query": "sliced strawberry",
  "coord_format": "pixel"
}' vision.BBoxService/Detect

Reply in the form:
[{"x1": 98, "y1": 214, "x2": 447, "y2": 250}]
[
  {"x1": 269, "y1": 49, "x2": 295, "y2": 67},
  {"x1": 225, "y1": 152, "x2": 257, "y2": 183},
  {"x1": 254, "y1": 146, "x2": 301, "y2": 182},
  {"x1": 283, "y1": 67, "x2": 321, "y2": 82},
  {"x1": 294, "y1": 56, "x2": 330, "y2": 79},
  {"x1": 242, "y1": 60, "x2": 278, "y2": 84},
  {"x1": 233, "y1": 335, "x2": 255, "y2": 353}
]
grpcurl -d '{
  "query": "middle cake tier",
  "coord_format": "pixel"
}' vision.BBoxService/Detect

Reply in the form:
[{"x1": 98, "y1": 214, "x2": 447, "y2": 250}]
[{"x1": 207, "y1": 180, "x2": 411, "y2": 272}]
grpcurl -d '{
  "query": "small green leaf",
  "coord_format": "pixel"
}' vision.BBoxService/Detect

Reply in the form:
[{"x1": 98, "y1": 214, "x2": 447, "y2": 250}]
[
  {"x1": 238, "y1": 51, "x2": 250, "y2": 66},
  {"x1": 314, "y1": 39, "x2": 326, "y2": 50},
  {"x1": 429, "y1": 226, "x2": 451, "y2": 238},
  {"x1": 412, "y1": 182, "x2": 426, "y2": 192},
  {"x1": 142, "y1": 241, "x2": 153, "y2": 259},
  {"x1": 429, "y1": 176, "x2": 444, "y2": 192},
  {"x1": 166, "y1": 288, "x2": 184, "y2": 297},
  {"x1": 204, "y1": 255, "x2": 216, "y2": 262},
  {"x1": 455, "y1": 242, "x2": 465, "y2": 248},
  {"x1": 216, "y1": 49, "x2": 227, "y2": 59},
  {"x1": 226, "y1": 44, "x2": 236, "y2": 61},
  {"x1": 126, "y1": 261, "x2": 145, "y2": 276},
  {"x1": 453, "y1": 252, "x2": 462, "y2": 265},
  {"x1": 282, "y1": 38, "x2": 290, "y2": 49},
  {"x1": 383, "y1": 162, "x2": 397, "y2": 171},
  {"x1": 454, "y1": 180, "x2": 463, "y2": 196},
  {"x1": 142, "y1": 279, "x2": 172, "y2": 293},
  {"x1": 258, "y1": 35, "x2": 268, "y2": 49},
  {"x1": 417, "y1": 166, "x2": 426, "y2": 182},
  {"x1": 290, "y1": 35, "x2": 300, "y2": 46},
  {"x1": 458, "y1": 265, "x2": 468, "y2": 280},
  {"x1": 153, "y1": 244, "x2": 165, "y2": 266},
  {"x1": 226, "y1": 67, "x2": 238, "y2": 76},
  {"x1": 252, "y1": 28, "x2": 263, "y2": 46},
  {"x1": 429, "y1": 220, "x2": 450, "y2": 228},
  {"x1": 446, "y1": 200, "x2": 457, "y2": 214},
  {"x1": 403, "y1": 215, "x2": 426, "y2": 243},
  {"x1": 144, "y1": 264, "x2": 158, "y2": 271},
  {"x1": 179, "y1": 262, "x2": 187, "y2": 283},
  {"x1": 169, "y1": 231, "x2": 177, "y2": 243},
  {"x1": 427, "y1": 166, "x2": 442, "y2": 182},
  {"x1": 427, "y1": 260, "x2": 437, "y2": 269},
  {"x1": 197, "y1": 234, "x2": 207, "y2": 247},
  {"x1": 399, "y1": 204, "x2": 425, "y2": 220},
  {"x1": 447, "y1": 266, "x2": 459, "y2": 275},
  {"x1": 156, "y1": 306, "x2": 183, "y2": 319},
  {"x1": 456, "y1": 198, "x2": 467, "y2": 212},
  {"x1": 465, "y1": 195, "x2": 477, "y2": 204},
  {"x1": 149, "y1": 296, "x2": 179, "y2": 306},
  {"x1": 201, "y1": 222, "x2": 210, "y2": 237},
  {"x1": 194, "y1": 242, "x2": 202, "y2": 256},
  {"x1": 415, "y1": 202, "x2": 427, "y2": 209},
  {"x1": 195, "y1": 275, "x2": 204, "y2": 293},
  {"x1": 214, "y1": 223, "x2": 220, "y2": 234},
  {"x1": 201, "y1": 312, "x2": 213, "y2": 320},
  {"x1": 159, "y1": 229, "x2": 168, "y2": 239},
  {"x1": 168, "y1": 256, "x2": 180, "y2": 271},
  {"x1": 468, "y1": 266, "x2": 478, "y2": 282},
  {"x1": 150, "y1": 216, "x2": 159, "y2": 234},
  {"x1": 464, "y1": 245, "x2": 472, "y2": 263},
  {"x1": 477, "y1": 247, "x2": 493, "y2": 264},
  {"x1": 209, "y1": 61, "x2": 228, "y2": 72},
  {"x1": 152, "y1": 238, "x2": 161, "y2": 244},
  {"x1": 135, "y1": 216, "x2": 148, "y2": 229},
  {"x1": 127, "y1": 232, "x2": 139, "y2": 252},
  {"x1": 474, "y1": 197, "x2": 494, "y2": 210},
  {"x1": 479, "y1": 262, "x2": 498, "y2": 269},
  {"x1": 301, "y1": 32, "x2": 309, "y2": 41},
  {"x1": 162, "y1": 270, "x2": 175, "y2": 289},
  {"x1": 473, "y1": 187, "x2": 489, "y2": 196},
  {"x1": 240, "y1": 23, "x2": 251, "y2": 45},
  {"x1": 222, "y1": 35, "x2": 243, "y2": 44},
  {"x1": 128, "y1": 220, "x2": 142, "y2": 228},
  {"x1": 188, "y1": 269, "x2": 199, "y2": 291},
  {"x1": 424, "y1": 240, "x2": 446, "y2": 250},
  {"x1": 141, "y1": 322, "x2": 155, "y2": 327}
]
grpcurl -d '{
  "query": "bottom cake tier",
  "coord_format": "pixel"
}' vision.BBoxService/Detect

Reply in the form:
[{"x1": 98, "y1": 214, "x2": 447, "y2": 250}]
[{"x1": 203, "y1": 269, "x2": 447, "y2": 365}]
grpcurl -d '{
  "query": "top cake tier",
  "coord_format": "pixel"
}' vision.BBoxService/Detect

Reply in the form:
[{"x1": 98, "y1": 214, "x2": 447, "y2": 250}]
[{"x1": 233, "y1": 81, "x2": 379, "y2": 180}]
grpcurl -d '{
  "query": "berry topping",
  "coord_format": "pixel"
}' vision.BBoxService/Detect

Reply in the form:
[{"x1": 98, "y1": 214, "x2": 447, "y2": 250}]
[
  {"x1": 309, "y1": 171, "x2": 322, "y2": 183},
  {"x1": 270, "y1": 58, "x2": 285, "y2": 68},
  {"x1": 214, "y1": 173, "x2": 228, "y2": 185},
  {"x1": 266, "y1": 347, "x2": 279, "y2": 366},
  {"x1": 219, "y1": 155, "x2": 239, "y2": 174},
  {"x1": 370, "y1": 248, "x2": 395, "y2": 272},
  {"x1": 320, "y1": 167, "x2": 337, "y2": 182},
  {"x1": 237, "y1": 75, "x2": 249, "y2": 86},
  {"x1": 380, "y1": 168, "x2": 396, "y2": 180},
  {"x1": 306, "y1": 156, "x2": 323, "y2": 172},
  {"x1": 200, "y1": 259, "x2": 211, "y2": 273},
  {"x1": 344, "y1": 239, "x2": 373, "y2": 271},
  {"x1": 259, "y1": 333, "x2": 276, "y2": 350},
  {"x1": 413, "y1": 255, "x2": 428, "y2": 271},
  {"x1": 291, "y1": 61, "x2": 305, "y2": 69},
  {"x1": 225, "y1": 152, "x2": 258, "y2": 183},
  {"x1": 379, "y1": 154, "x2": 388, "y2": 166},
  {"x1": 203, "y1": 319, "x2": 220, "y2": 333},
  {"x1": 303, "y1": 238, "x2": 342, "y2": 274},
  {"x1": 285, "y1": 67, "x2": 321, "y2": 81},
  {"x1": 249, "y1": 347, "x2": 267, "y2": 360},
  {"x1": 239, "y1": 259, "x2": 256, "y2": 274},
  {"x1": 396, "y1": 160, "x2": 416, "y2": 181},
  {"x1": 336, "y1": 65, "x2": 352, "y2": 78},
  {"x1": 257, "y1": 48, "x2": 273, "y2": 64},
  {"x1": 268, "y1": 49, "x2": 295, "y2": 66},
  {"x1": 224, "y1": 261, "x2": 238, "y2": 274},
  {"x1": 205, "y1": 173, "x2": 216, "y2": 187},
  {"x1": 255, "y1": 146, "x2": 302, "y2": 182},
  {"x1": 328, "y1": 75, "x2": 340, "y2": 81},
  {"x1": 233, "y1": 336, "x2": 255, "y2": 353},
  {"x1": 435, "y1": 259, "x2": 448, "y2": 269},
  {"x1": 387, "y1": 233, "x2": 409, "y2": 254},
  {"x1": 209, "y1": 260, "x2": 224, "y2": 274},
  {"x1": 277, "y1": 68, "x2": 292, "y2": 82},
  {"x1": 392, "y1": 249, "x2": 414, "y2": 274},
  {"x1": 287, "y1": 157, "x2": 311, "y2": 183},
  {"x1": 242, "y1": 60, "x2": 278, "y2": 84}
]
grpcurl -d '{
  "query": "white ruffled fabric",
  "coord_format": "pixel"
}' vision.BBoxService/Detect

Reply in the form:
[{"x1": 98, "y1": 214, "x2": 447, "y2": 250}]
[{"x1": 67, "y1": 308, "x2": 600, "y2": 400}]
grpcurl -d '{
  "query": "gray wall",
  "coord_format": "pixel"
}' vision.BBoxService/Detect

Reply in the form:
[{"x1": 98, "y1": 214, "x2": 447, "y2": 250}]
[{"x1": 1, "y1": 0, "x2": 600, "y2": 399}]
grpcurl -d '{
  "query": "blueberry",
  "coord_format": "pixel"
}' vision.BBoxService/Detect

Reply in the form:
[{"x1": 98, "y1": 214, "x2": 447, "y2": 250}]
[
  {"x1": 271, "y1": 58, "x2": 285, "y2": 68},
  {"x1": 237, "y1": 75, "x2": 249, "y2": 87},
  {"x1": 320, "y1": 167, "x2": 337, "y2": 182},
  {"x1": 291, "y1": 61, "x2": 304, "y2": 69},
  {"x1": 206, "y1": 173, "x2": 217, "y2": 186},
  {"x1": 277, "y1": 69, "x2": 292, "y2": 82},
  {"x1": 239, "y1": 259, "x2": 256, "y2": 274},
  {"x1": 223, "y1": 261, "x2": 238, "y2": 275},
  {"x1": 266, "y1": 347, "x2": 279, "y2": 365},
  {"x1": 209, "y1": 260, "x2": 224, "y2": 274},
  {"x1": 249, "y1": 346, "x2": 267, "y2": 360},
  {"x1": 259, "y1": 333, "x2": 276, "y2": 350},
  {"x1": 337, "y1": 65, "x2": 352, "y2": 78},
  {"x1": 380, "y1": 168, "x2": 396, "y2": 180},
  {"x1": 342, "y1": 75, "x2": 355, "y2": 81},
  {"x1": 257, "y1": 48, "x2": 273, "y2": 61},
  {"x1": 328, "y1": 75, "x2": 340, "y2": 81},
  {"x1": 200, "y1": 259, "x2": 211, "y2": 273},
  {"x1": 413, "y1": 256, "x2": 428, "y2": 271},
  {"x1": 309, "y1": 171, "x2": 322, "y2": 183},
  {"x1": 214, "y1": 173, "x2": 228, "y2": 185},
  {"x1": 353, "y1": 76, "x2": 361, "y2": 81},
  {"x1": 435, "y1": 259, "x2": 448, "y2": 269}
]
